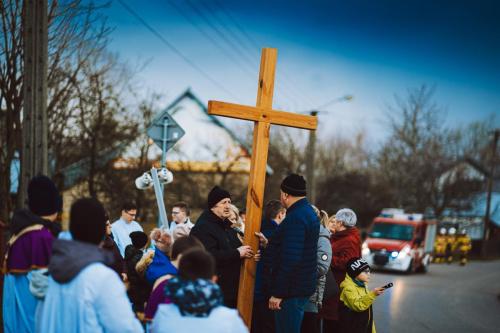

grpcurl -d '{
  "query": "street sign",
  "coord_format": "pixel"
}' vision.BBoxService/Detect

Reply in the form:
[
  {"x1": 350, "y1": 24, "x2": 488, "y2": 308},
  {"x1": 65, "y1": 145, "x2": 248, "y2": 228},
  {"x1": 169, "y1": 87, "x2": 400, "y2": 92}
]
[{"x1": 147, "y1": 110, "x2": 185, "y2": 152}]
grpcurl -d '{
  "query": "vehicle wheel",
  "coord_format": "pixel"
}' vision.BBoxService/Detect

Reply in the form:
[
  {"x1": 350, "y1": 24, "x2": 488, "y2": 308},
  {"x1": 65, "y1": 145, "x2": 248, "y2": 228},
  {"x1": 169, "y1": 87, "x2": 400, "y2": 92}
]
[
  {"x1": 405, "y1": 259, "x2": 414, "y2": 275},
  {"x1": 416, "y1": 259, "x2": 428, "y2": 273}
]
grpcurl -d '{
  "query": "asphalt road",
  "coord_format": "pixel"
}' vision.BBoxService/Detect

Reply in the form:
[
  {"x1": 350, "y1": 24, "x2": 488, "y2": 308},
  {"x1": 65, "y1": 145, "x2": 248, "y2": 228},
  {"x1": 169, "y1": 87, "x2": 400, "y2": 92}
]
[{"x1": 369, "y1": 260, "x2": 500, "y2": 333}]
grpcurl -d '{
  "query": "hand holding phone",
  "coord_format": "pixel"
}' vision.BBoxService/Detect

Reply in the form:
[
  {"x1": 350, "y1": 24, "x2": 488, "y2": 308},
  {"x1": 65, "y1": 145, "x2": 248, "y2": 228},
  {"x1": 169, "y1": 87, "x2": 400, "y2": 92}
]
[{"x1": 381, "y1": 282, "x2": 393, "y2": 290}]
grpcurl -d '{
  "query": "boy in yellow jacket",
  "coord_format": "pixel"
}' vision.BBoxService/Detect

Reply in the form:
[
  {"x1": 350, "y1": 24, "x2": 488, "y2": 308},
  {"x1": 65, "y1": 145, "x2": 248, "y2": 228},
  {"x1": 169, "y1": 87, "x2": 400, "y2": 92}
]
[{"x1": 339, "y1": 258, "x2": 385, "y2": 333}]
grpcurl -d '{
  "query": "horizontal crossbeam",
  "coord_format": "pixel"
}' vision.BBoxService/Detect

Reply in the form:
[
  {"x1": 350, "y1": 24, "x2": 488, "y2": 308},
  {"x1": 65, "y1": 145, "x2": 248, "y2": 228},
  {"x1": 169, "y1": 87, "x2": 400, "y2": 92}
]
[{"x1": 208, "y1": 101, "x2": 317, "y2": 130}]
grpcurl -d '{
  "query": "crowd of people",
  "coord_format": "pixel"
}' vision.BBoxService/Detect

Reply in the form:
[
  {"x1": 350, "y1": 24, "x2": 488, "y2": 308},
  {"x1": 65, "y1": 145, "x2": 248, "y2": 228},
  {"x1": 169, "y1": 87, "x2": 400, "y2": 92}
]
[{"x1": 2, "y1": 173, "x2": 388, "y2": 333}]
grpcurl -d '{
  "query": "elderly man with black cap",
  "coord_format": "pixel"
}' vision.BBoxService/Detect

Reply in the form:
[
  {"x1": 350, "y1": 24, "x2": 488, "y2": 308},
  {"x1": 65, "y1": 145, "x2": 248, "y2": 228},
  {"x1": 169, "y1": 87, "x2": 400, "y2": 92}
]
[
  {"x1": 263, "y1": 174, "x2": 319, "y2": 333},
  {"x1": 190, "y1": 185, "x2": 253, "y2": 308},
  {"x1": 2, "y1": 175, "x2": 63, "y2": 333}
]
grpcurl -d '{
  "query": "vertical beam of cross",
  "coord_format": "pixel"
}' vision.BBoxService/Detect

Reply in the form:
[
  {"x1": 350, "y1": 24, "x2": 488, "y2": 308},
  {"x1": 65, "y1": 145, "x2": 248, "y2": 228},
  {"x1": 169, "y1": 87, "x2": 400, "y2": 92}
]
[
  {"x1": 236, "y1": 48, "x2": 275, "y2": 325},
  {"x1": 208, "y1": 48, "x2": 317, "y2": 328}
]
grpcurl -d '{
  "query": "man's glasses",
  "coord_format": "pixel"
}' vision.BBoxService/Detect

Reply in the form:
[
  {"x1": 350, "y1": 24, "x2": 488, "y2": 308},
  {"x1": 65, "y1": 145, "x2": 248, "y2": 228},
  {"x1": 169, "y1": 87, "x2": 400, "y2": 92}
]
[{"x1": 125, "y1": 211, "x2": 136, "y2": 218}]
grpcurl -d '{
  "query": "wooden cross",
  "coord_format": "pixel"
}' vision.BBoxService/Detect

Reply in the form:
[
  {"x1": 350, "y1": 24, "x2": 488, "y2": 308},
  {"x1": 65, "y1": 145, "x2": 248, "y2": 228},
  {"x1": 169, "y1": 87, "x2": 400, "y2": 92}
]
[{"x1": 208, "y1": 48, "x2": 317, "y2": 328}]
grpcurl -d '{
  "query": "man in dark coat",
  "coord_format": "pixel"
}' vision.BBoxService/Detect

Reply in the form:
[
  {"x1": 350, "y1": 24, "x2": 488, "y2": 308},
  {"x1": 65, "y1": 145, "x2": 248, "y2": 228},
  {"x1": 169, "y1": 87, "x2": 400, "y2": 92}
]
[
  {"x1": 265, "y1": 174, "x2": 320, "y2": 333},
  {"x1": 124, "y1": 231, "x2": 150, "y2": 312},
  {"x1": 190, "y1": 186, "x2": 253, "y2": 308},
  {"x1": 252, "y1": 200, "x2": 286, "y2": 333}
]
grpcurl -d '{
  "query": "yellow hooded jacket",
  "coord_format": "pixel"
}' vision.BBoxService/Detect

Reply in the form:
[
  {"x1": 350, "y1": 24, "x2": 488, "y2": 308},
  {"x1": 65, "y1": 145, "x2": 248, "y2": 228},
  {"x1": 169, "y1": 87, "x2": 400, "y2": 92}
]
[{"x1": 339, "y1": 274, "x2": 377, "y2": 333}]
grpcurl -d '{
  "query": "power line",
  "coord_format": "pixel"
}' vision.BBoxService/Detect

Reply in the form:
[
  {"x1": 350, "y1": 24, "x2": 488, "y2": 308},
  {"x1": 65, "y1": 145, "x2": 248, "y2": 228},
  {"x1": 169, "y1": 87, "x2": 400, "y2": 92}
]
[
  {"x1": 212, "y1": 0, "x2": 261, "y2": 51},
  {"x1": 116, "y1": 0, "x2": 241, "y2": 101},
  {"x1": 200, "y1": 0, "x2": 256, "y2": 57},
  {"x1": 165, "y1": 0, "x2": 301, "y2": 109},
  {"x1": 165, "y1": 0, "x2": 256, "y2": 80},
  {"x1": 195, "y1": 0, "x2": 305, "y2": 108},
  {"x1": 178, "y1": 0, "x2": 300, "y2": 108},
  {"x1": 185, "y1": 0, "x2": 254, "y2": 69},
  {"x1": 209, "y1": 0, "x2": 316, "y2": 109}
]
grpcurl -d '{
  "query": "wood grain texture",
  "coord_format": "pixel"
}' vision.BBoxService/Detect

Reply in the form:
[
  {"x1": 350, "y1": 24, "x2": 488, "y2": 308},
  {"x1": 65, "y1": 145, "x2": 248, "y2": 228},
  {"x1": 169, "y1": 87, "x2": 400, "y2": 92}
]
[
  {"x1": 256, "y1": 48, "x2": 276, "y2": 109},
  {"x1": 208, "y1": 101, "x2": 317, "y2": 130},
  {"x1": 236, "y1": 121, "x2": 270, "y2": 326}
]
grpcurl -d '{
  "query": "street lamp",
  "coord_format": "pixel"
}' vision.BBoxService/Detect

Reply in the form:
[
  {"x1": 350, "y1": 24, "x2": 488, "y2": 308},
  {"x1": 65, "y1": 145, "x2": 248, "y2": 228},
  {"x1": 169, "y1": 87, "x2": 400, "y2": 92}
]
[{"x1": 305, "y1": 94, "x2": 353, "y2": 205}]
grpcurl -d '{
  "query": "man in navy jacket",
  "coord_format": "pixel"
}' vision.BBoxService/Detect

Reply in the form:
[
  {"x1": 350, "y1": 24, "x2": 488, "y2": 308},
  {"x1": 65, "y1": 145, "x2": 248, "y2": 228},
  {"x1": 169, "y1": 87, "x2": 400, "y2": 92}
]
[
  {"x1": 252, "y1": 200, "x2": 286, "y2": 333},
  {"x1": 266, "y1": 174, "x2": 320, "y2": 333}
]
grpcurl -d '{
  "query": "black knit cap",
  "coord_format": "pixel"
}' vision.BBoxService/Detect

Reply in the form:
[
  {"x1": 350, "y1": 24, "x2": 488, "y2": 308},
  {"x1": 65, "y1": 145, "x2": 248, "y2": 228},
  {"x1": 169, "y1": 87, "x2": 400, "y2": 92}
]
[
  {"x1": 28, "y1": 175, "x2": 63, "y2": 216},
  {"x1": 346, "y1": 257, "x2": 370, "y2": 279},
  {"x1": 130, "y1": 231, "x2": 148, "y2": 249},
  {"x1": 280, "y1": 173, "x2": 307, "y2": 196},
  {"x1": 69, "y1": 198, "x2": 107, "y2": 245},
  {"x1": 207, "y1": 186, "x2": 231, "y2": 208}
]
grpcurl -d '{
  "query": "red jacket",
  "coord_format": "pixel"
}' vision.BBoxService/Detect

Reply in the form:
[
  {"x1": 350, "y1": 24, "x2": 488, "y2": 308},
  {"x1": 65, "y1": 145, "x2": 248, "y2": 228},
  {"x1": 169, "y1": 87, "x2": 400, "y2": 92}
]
[{"x1": 320, "y1": 227, "x2": 361, "y2": 320}]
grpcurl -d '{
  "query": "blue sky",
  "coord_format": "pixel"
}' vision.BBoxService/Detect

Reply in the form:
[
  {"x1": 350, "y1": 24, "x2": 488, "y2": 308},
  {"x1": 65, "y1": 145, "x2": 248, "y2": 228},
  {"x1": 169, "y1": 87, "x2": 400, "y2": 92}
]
[{"x1": 102, "y1": 0, "x2": 500, "y2": 145}]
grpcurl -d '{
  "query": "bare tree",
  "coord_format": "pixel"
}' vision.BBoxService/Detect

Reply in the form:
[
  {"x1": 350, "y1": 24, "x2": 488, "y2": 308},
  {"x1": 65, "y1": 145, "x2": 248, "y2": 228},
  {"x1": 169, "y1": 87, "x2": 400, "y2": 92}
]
[
  {"x1": 0, "y1": 0, "x2": 112, "y2": 220},
  {"x1": 98, "y1": 93, "x2": 162, "y2": 221},
  {"x1": 264, "y1": 127, "x2": 307, "y2": 202},
  {"x1": 71, "y1": 53, "x2": 136, "y2": 198},
  {"x1": 47, "y1": 1, "x2": 112, "y2": 182},
  {"x1": 376, "y1": 85, "x2": 486, "y2": 217},
  {"x1": 316, "y1": 170, "x2": 393, "y2": 228},
  {"x1": 0, "y1": 0, "x2": 25, "y2": 220}
]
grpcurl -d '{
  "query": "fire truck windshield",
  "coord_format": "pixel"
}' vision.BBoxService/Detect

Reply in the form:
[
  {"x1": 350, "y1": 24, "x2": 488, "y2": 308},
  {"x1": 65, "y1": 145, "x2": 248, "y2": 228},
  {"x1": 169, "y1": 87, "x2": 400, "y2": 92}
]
[{"x1": 369, "y1": 223, "x2": 414, "y2": 241}]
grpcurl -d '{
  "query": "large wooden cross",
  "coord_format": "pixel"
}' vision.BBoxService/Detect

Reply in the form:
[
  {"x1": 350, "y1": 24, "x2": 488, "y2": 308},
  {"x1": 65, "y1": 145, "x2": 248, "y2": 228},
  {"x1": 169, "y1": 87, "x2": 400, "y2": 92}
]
[{"x1": 208, "y1": 48, "x2": 317, "y2": 328}]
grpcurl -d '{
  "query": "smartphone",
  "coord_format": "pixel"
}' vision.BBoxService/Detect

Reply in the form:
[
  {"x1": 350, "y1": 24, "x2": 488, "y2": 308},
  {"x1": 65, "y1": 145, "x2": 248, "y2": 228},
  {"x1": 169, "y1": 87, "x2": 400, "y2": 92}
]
[{"x1": 381, "y1": 282, "x2": 393, "y2": 290}]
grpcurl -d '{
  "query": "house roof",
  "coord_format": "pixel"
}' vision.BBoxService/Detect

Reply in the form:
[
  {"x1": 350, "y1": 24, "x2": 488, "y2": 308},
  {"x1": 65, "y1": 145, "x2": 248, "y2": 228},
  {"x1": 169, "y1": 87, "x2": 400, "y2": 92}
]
[
  {"x1": 463, "y1": 157, "x2": 500, "y2": 180},
  {"x1": 143, "y1": 88, "x2": 272, "y2": 174},
  {"x1": 60, "y1": 142, "x2": 128, "y2": 189},
  {"x1": 165, "y1": 89, "x2": 252, "y2": 156},
  {"x1": 441, "y1": 192, "x2": 500, "y2": 227}
]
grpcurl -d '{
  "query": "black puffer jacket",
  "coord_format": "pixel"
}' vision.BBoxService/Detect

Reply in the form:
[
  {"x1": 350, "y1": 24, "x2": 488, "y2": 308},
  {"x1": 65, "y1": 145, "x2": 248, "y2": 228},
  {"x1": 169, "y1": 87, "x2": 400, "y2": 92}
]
[
  {"x1": 124, "y1": 245, "x2": 151, "y2": 311},
  {"x1": 190, "y1": 209, "x2": 242, "y2": 307}
]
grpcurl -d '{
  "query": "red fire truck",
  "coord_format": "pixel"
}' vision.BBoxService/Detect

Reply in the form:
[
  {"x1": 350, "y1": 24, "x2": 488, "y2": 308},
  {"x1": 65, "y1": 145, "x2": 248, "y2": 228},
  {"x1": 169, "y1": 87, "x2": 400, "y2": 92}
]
[{"x1": 362, "y1": 209, "x2": 437, "y2": 273}]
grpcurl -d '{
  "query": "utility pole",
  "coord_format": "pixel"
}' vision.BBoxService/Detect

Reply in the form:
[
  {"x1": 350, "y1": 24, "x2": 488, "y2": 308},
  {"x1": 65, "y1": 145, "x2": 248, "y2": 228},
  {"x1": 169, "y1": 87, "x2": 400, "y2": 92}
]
[
  {"x1": 20, "y1": 0, "x2": 49, "y2": 205},
  {"x1": 305, "y1": 95, "x2": 353, "y2": 204},
  {"x1": 484, "y1": 129, "x2": 499, "y2": 243}
]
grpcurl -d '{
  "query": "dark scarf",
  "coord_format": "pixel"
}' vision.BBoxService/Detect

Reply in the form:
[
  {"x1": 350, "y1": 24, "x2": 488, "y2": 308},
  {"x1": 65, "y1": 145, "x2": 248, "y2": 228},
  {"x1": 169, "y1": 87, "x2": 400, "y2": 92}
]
[
  {"x1": 10, "y1": 209, "x2": 61, "y2": 237},
  {"x1": 164, "y1": 276, "x2": 224, "y2": 317}
]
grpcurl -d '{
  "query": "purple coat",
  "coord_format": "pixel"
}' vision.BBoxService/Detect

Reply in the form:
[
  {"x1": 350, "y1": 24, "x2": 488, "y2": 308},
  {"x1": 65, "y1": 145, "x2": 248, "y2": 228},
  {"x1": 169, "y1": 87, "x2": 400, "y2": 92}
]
[{"x1": 5, "y1": 210, "x2": 56, "y2": 273}]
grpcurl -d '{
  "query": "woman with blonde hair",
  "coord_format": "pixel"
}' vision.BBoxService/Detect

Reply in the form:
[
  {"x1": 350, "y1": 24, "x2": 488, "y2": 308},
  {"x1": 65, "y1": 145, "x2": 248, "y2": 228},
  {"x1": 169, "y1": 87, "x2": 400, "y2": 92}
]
[{"x1": 302, "y1": 206, "x2": 332, "y2": 333}]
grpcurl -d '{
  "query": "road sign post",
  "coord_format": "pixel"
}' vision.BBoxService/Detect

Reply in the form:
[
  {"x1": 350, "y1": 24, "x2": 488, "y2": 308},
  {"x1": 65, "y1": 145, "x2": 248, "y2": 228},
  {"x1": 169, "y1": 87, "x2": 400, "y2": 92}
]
[
  {"x1": 151, "y1": 167, "x2": 169, "y2": 229},
  {"x1": 147, "y1": 110, "x2": 185, "y2": 228}
]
